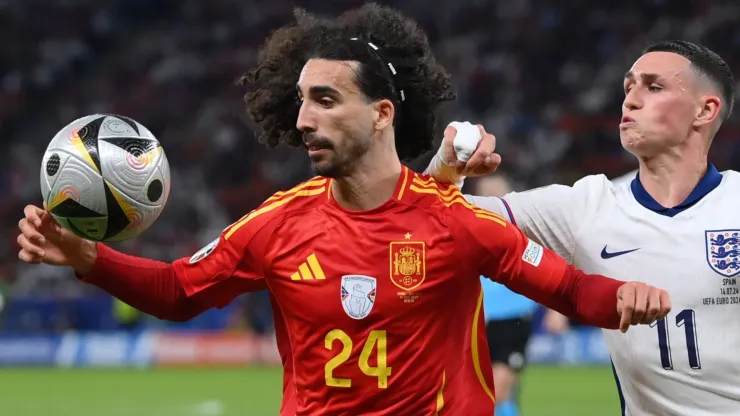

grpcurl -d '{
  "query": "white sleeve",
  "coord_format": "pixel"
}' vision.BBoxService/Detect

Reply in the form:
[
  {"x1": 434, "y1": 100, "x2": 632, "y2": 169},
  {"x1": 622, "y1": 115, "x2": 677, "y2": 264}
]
[
  {"x1": 465, "y1": 175, "x2": 610, "y2": 262},
  {"x1": 462, "y1": 194, "x2": 510, "y2": 218}
]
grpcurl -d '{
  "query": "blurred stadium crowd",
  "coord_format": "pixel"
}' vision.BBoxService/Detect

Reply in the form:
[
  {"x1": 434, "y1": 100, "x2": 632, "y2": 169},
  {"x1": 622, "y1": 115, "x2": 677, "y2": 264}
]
[{"x1": 1, "y1": 0, "x2": 740, "y2": 332}]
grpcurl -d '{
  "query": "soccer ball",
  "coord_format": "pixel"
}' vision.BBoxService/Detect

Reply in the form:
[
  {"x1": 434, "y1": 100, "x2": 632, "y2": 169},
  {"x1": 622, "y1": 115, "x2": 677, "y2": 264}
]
[{"x1": 40, "y1": 114, "x2": 171, "y2": 242}]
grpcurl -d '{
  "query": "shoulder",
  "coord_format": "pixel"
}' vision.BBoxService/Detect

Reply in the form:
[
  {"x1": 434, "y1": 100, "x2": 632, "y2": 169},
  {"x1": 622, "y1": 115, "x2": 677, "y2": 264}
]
[
  {"x1": 609, "y1": 169, "x2": 637, "y2": 187},
  {"x1": 224, "y1": 176, "x2": 329, "y2": 242},
  {"x1": 720, "y1": 170, "x2": 740, "y2": 182},
  {"x1": 404, "y1": 171, "x2": 509, "y2": 228},
  {"x1": 709, "y1": 170, "x2": 740, "y2": 201},
  {"x1": 504, "y1": 173, "x2": 613, "y2": 211},
  {"x1": 583, "y1": 173, "x2": 621, "y2": 203},
  {"x1": 541, "y1": 174, "x2": 613, "y2": 198},
  {"x1": 577, "y1": 173, "x2": 614, "y2": 192},
  {"x1": 400, "y1": 171, "x2": 460, "y2": 206}
]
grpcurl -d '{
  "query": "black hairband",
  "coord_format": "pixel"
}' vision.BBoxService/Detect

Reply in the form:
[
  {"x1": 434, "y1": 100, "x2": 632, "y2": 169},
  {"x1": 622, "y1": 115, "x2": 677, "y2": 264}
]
[{"x1": 350, "y1": 37, "x2": 406, "y2": 102}]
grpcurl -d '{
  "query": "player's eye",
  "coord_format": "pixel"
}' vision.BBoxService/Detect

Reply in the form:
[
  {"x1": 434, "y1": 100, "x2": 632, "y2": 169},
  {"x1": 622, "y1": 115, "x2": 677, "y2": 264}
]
[
  {"x1": 647, "y1": 84, "x2": 662, "y2": 92},
  {"x1": 318, "y1": 98, "x2": 335, "y2": 108}
]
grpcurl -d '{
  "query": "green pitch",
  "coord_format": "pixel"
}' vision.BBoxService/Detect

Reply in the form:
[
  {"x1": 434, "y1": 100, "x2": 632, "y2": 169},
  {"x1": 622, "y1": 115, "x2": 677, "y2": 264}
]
[{"x1": 0, "y1": 365, "x2": 619, "y2": 415}]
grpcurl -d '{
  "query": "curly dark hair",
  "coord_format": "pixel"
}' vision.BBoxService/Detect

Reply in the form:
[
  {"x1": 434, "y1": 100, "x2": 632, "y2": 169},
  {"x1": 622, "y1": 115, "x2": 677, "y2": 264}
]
[{"x1": 239, "y1": 3, "x2": 456, "y2": 162}]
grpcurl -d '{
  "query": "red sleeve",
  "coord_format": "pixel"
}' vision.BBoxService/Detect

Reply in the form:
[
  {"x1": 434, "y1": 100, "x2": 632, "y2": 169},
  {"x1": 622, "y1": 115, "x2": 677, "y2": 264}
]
[
  {"x1": 79, "y1": 202, "x2": 280, "y2": 320},
  {"x1": 171, "y1": 205, "x2": 276, "y2": 305},
  {"x1": 448, "y1": 201, "x2": 623, "y2": 329},
  {"x1": 79, "y1": 243, "x2": 204, "y2": 321}
]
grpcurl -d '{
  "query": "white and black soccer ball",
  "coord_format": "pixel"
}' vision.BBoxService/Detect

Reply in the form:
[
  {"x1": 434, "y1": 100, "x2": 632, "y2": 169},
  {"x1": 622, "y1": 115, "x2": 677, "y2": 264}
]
[{"x1": 40, "y1": 114, "x2": 171, "y2": 242}]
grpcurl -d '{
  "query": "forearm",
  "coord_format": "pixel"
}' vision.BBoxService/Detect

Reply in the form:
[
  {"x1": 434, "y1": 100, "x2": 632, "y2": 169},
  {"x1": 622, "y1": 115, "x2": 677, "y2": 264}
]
[
  {"x1": 542, "y1": 265, "x2": 622, "y2": 329},
  {"x1": 76, "y1": 243, "x2": 205, "y2": 322}
]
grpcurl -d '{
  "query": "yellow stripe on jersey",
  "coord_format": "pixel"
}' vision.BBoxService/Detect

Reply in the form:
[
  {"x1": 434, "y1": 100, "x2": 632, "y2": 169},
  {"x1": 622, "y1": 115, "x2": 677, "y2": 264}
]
[
  {"x1": 409, "y1": 183, "x2": 507, "y2": 227},
  {"x1": 436, "y1": 371, "x2": 446, "y2": 414},
  {"x1": 472, "y1": 287, "x2": 496, "y2": 404},
  {"x1": 411, "y1": 177, "x2": 458, "y2": 196},
  {"x1": 412, "y1": 177, "x2": 504, "y2": 214},
  {"x1": 265, "y1": 178, "x2": 327, "y2": 202},
  {"x1": 307, "y1": 254, "x2": 326, "y2": 280},
  {"x1": 397, "y1": 166, "x2": 410, "y2": 200},
  {"x1": 413, "y1": 175, "x2": 439, "y2": 186},
  {"x1": 475, "y1": 213, "x2": 508, "y2": 225},
  {"x1": 298, "y1": 263, "x2": 313, "y2": 280},
  {"x1": 225, "y1": 187, "x2": 326, "y2": 240}
]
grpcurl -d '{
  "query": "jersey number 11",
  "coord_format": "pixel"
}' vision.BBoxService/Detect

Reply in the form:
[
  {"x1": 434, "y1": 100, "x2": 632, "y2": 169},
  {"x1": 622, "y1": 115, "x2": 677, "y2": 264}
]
[{"x1": 650, "y1": 308, "x2": 701, "y2": 370}]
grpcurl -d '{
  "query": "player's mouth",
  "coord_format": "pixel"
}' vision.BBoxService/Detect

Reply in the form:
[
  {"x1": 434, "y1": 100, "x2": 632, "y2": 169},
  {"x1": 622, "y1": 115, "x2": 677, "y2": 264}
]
[
  {"x1": 620, "y1": 115, "x2": 636, "y2": 128},
  {"x1": 304, "y1": 135, "x2": 333, "y2": 156},
  {"x1": 307, "y1": 146, "x2": 331, "y2": 157}
]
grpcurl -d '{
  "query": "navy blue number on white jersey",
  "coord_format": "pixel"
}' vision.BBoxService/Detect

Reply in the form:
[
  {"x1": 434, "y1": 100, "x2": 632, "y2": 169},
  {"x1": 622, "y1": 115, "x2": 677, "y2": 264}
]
[{"x1": 650, "y1": 309, "x2": 701, "y2": 370}]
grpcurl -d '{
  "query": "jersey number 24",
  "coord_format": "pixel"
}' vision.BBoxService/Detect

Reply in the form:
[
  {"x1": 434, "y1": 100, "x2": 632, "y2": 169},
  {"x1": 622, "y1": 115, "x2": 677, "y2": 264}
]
[{"x1": 325, "y1": 329, "x2": 392, "y2": 388}]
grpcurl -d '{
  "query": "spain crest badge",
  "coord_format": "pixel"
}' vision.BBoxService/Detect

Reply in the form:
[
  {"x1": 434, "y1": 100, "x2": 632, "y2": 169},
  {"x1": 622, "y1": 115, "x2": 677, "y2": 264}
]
[{"x1": 390, "y1": 241, "x2": 426, "y2": 291}]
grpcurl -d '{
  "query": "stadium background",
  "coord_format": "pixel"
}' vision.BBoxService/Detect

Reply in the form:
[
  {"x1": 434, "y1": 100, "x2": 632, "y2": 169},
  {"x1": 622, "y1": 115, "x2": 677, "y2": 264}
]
[{"x1": 1, "y1": 1, "x2": 739, "y2": 414}]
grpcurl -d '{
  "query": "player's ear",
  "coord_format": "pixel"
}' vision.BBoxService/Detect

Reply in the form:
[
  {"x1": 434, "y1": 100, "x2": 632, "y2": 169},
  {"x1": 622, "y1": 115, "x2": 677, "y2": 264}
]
[
  {"x1": 373, "y1": 98, "x2": 394, "y2": 132},
  {"x1": 693, "y1": 94, "x2": 721, "y2": 128}
]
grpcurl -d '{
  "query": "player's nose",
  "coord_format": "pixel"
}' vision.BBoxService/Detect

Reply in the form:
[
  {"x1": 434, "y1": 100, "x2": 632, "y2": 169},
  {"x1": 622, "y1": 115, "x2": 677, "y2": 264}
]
[
  {"x1": 622, "y1": 89, "x2": 642, "y2": 112},
  {"x1": 296, "y1": 103, "x2": 317, "y2": 133}
]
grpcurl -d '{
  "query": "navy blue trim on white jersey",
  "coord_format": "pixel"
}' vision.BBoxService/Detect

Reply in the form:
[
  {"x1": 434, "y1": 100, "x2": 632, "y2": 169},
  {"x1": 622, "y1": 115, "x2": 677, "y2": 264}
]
[
  {"x1": 499, "y1": 197, "x2": 517, "y2": 226},
  {"x1": 630, "y1": 164, "x2": 722, "y2": 217},
  {"x1": 611, "y1": 360, "x2": 626, "y2": 415}
]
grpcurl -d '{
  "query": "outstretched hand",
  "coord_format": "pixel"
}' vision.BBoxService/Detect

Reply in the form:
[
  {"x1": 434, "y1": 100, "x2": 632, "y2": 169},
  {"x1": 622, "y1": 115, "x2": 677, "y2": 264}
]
[{"x1": 17, "y1": 204, "x2": 95, "y2": 273}]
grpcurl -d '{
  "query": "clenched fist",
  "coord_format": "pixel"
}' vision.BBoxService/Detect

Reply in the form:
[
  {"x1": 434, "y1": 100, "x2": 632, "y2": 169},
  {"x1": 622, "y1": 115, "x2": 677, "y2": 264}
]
[
  {"x1": 443, "y1": 121, "x2": 501, "y2": 176},
  {"x1": 617, "y1": 281, "x2": 672, "y2": 333}
]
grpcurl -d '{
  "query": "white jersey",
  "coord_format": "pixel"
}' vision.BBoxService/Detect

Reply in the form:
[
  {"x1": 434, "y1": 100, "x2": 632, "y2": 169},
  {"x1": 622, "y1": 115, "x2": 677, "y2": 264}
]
[{"x1": 466, "y1": 169, "x2": 740, "y2": 416}]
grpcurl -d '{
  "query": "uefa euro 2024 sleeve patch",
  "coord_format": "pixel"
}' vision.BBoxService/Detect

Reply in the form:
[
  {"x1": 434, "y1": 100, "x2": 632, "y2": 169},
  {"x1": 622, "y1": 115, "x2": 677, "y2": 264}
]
[
  {"x1": 522, "y1": 239, "x2": 543, "y2": 267},
  {"x1": 189, "y1": 237, "x2": 219, "y2": 264}
]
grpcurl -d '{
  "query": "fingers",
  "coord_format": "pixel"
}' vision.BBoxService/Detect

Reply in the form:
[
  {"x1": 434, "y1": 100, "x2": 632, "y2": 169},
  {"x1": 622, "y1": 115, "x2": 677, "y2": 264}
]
[
  {"x1": 658, "y1": 290, "x2": 672, "y2": 319},
  {"x1": 473, "y1": 152, "x2": 502, "y2": 175},
  {"x1": 618, "y1": 282, "x2": 672, "y2": 333},
  {"x1": 630, "y1": 283, "x2": 649, "y2": 325},
  {"x1": 18, "y1": 207, "x2": 49, "y2": 264},
  {"x1": 24, "y1": 204, "x2": 45, "y2": 227},
  {"x1": 476, "y1": 124, "x2": 493, "y2": 151},
  {"x1": 642, "y1": 287, "x2": 663, "y2": 324},
  {"x1": 442, "y1": 124, "x2": 459, "y2": 166},
  {"x1": 464, "y1": 129, "x2": 494, "y2": 170},
  {"x1": 18, "y1": 249, "x2": 43, "y2": 264},
  {"x1": 443, "y1": 121, "x2": 504, "y2": 177},
  {"x1": 618, "y1": 284, "x2": 635, "y2": 333},
  {"x1": 17, "y1": 234, "x2": 44, "y2": 262},
  {"x1": 18, "y1": 218, "x2": 45, "y2": 245}
]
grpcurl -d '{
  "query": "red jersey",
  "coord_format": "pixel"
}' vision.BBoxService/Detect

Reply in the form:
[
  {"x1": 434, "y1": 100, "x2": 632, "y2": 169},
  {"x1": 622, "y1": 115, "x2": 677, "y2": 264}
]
[
  {"x1": 168, "y1": 166, "x2": 623, "y2": 415},
  {"x1": 271, "y1": 300, "x2": 297, "y2": 416}
]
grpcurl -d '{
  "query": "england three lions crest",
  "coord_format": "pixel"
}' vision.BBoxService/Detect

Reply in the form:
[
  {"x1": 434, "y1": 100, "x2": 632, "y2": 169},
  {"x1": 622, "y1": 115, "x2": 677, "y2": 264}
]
[
  {"x1": 390, "y1": 241, "x2": 426, "y2": 291},
  {"x1": 341, "y1": 275, "x2": 377, "y2": 320},
  {"x1": 705, "y1": 230, "x2": 740, "y2": 277}
]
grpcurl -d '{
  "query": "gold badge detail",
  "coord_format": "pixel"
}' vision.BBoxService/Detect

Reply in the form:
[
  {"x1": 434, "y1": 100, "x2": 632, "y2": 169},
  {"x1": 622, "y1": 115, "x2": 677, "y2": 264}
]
[{"x1": 390, "y1": 241, "x2": 426, "y2": 291}]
